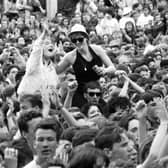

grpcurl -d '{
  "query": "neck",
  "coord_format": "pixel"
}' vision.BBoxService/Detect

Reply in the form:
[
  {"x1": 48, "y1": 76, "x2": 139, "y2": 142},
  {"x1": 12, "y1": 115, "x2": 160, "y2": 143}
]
[
  {"x1": 36, "y1": 156, "x2": 53, "y2": 166},
  {"x1": 78, "y1": 44, "x2": 89, "y2": 55}
]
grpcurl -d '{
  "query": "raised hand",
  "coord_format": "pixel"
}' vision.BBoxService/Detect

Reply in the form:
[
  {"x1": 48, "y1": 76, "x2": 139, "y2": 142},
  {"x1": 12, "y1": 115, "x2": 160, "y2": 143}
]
[
  {"x1": 67, "y1": 80, "x2": 78, "y2": 93},
  {"x1": 92, "y1": 65, "x2": 106, "y2": 76},
  {"x1": 135, "y1": 100, "x2": 147, "y2": 119},
  {"x1": 4, "y1": 148, "x2": 18, "y2": 168}
]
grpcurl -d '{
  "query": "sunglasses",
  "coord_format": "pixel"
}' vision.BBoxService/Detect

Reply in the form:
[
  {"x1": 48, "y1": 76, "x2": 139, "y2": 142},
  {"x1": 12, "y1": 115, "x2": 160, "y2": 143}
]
[
  {"x1": 71, "y1": 37, "x2": 84, "y2": 44},
  {"x1": 88, "y1": 92, "x2": 101, "y2": 97}
]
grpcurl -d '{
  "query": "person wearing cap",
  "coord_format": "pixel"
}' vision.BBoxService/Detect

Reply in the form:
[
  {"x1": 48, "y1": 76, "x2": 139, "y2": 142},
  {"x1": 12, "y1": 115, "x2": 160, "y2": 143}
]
[{"x1": 56, "y1": 24, "x2": 116, "y2": 108}]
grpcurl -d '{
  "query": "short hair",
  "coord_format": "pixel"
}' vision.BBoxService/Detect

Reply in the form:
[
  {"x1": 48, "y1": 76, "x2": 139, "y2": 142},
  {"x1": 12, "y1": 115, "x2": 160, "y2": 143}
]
[
  {"x1": 69, "y1": 146, "x2": 109, "y2": 168},
  {"x1": 95, "y1": 125, "x2": 123, "y2": 150},
  {"x1": 34, "y1": 117, "x2": 62, "y2": 141},
  {"x1": 83, "y1": 81, "x2": 101, "y2": 93},
  {"x1": 18, "y1": 110, "x2": 42, "y2": 134},
  {"x1": 81, "y1": 103, "x2": 103, "y2": 117},
  {"x1": 4, "y1": 65, "x2": 19, "y2": 76},
  {"x1": 19, "y1": 94, "x2": 43, "y2": 110}
]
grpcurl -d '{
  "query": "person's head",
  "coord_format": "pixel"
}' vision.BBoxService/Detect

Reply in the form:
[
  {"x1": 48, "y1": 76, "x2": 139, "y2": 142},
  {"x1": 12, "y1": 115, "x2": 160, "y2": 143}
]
[
  {"x1": 95, "y1": 125, "x2": 137, "y2": 164},
  {"x1": 5, "y1": 65, "x2": 19, "y2": 82},
  {"x1": 99, "y1": 77, "x2": 106, "y2": 90},
  {"x1": 81, "y1": 103, "x2": 103, "y2": 119},
  {"x1": 140, "y1": 90, "x2": 163, "y2": 122},
  {"x1": 55, "y1": 13, "x2": 63, "y2": 24},
  {"x1": 125, "y1": 21, "x2": 135, "y2": 32},
  {"x1": 137, "y1": 65, "x2": 151, "y2": 79},
  {"x1": 72, "y1": 128, "x2": 97, "y2": 147},
  {"x1": 111, "y1": 31, "x2": 122, "y2": 42},
  {"x1": 18, "y1": 110, "x2": 42, "y2": 149},
  {"x1": 69, "y1": 24, "x2": 89, "y2": 51},
  {"x1": 69, "y1": 146, "x2": 109, "y2": 168},
  {"x1": 109, "y1": 40, "x2": 121, "y2": 56},
  {"x1": 43, "y1": 38, "x2": 56, "y2": 60},
  {"x1": 84, "y1": 81, "x2": 102, "y2": 104},
  {"x1": 19, "y1": 94, "x2": 43, "y2": 113},
  {"x1": 143, "y1": 5, "x2": 151, "y2": 16},
  {"x1": 33, "y1": 117, "x2": 61, "y2": 163}
]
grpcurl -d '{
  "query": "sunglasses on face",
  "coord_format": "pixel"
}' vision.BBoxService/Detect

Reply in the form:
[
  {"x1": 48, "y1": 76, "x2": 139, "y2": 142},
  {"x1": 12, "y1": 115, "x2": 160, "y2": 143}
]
[
  {"x1": 71, "y1": 37, "x2": 84, "y2": 44},
  {"x1": 87, "y1": 92, "x2": 101, "y2": 97}
]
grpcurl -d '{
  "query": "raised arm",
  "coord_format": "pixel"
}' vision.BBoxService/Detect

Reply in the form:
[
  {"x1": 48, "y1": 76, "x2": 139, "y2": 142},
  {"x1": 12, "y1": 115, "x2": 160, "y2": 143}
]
[{"x1": 26, "y1": 23, "x2": 48, "y2": 75}]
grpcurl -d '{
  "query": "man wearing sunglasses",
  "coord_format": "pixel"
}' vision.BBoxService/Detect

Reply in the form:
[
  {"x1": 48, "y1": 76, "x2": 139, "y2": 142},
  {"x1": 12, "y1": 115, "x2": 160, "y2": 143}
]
[{"x1": 83, "y1": 81, "x2": 106, "y2": 110}]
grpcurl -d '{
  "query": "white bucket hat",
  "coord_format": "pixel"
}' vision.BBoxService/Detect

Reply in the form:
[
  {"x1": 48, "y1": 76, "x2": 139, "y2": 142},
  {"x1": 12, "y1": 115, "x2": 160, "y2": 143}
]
[{"x1": 69, "y1": 24, "x2": 89, "y2": 38}]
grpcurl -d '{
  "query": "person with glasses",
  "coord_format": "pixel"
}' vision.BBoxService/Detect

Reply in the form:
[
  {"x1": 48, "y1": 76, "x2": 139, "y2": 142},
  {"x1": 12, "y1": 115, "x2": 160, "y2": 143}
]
[{"x1": 56, "y1": 24, "x2": 116, "y2": 108}]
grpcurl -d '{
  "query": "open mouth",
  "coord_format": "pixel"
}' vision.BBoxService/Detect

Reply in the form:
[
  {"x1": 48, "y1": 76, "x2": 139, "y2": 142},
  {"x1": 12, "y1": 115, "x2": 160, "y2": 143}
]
[{"x1": 48, "y1": 48, "x2": 54, "y2": 52}]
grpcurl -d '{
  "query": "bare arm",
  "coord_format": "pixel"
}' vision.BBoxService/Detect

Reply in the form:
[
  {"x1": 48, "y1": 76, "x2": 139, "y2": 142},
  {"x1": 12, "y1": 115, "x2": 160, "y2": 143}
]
[
  {"x1": 91, "y1": 45, "x2": 116, "y2": 75},
  {"x1": 55, "y1": 51, "x2": 74, "y2": 74}
]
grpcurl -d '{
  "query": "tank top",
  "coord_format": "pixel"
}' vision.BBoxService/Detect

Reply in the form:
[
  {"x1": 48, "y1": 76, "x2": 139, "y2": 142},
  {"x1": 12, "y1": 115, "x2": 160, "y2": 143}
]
[{"x1": 73, "y1": 46, "x2": 103, "y2": 93}]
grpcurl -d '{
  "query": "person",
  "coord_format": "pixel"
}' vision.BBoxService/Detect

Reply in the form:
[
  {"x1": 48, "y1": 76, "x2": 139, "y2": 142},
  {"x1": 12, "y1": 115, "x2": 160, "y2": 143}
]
[
  {"x1": 23, "y1": 117, "x2": 62, "y2": 168},
  {"x1": 69, "y1": 146, "x2": 109, "y2": 168},
  {"x1": 56, "y1": 24, "x2": 116, "y2": 108},
  {"x1": 12, "y1": 110, "x2": 42, "y2": 168},
  {"x1": 16, "y1": 0, "x2": 46, "y2": 14},
  {"x1": 19, "y1": 94, "x2": 43, "y2": 113},
  {"x1": 17, "y1": 22, "x2": 59, "y2": 116}
]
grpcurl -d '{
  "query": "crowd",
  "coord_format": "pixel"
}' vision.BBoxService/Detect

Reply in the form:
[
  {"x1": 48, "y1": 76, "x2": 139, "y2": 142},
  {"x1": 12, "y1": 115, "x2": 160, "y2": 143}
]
[{"x1": 1, "y1": 0, "x2": 168, "y2": 168}]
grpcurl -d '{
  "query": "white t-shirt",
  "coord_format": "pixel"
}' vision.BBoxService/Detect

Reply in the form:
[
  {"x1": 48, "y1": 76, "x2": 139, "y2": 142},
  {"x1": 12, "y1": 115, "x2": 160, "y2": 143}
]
[
  {"x1": 136, "y1": 14, "x2": 153, "y2": 28},
  {"x1": 23, "y1": 159, "x2": 41, "y2": 168}
]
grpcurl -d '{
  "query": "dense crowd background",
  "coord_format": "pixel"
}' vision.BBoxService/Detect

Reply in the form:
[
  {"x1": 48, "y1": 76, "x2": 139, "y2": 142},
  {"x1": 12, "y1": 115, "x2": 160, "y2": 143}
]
[{"x1": 1, "y1": 0, "x2": 168, "y2": 168}]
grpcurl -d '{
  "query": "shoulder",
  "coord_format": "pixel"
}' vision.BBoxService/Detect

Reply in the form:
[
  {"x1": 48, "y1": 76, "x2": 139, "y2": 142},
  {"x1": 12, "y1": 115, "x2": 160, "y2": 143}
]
[
  {"x1": 90, "y1": 44, "x2": 104, "y2": 51},
  {"x1": 90, "y1": 44, "x2": 105, "y2": 54},
  {"x1": 23, "y1": 160, "x2": 38, "y2": 168}
]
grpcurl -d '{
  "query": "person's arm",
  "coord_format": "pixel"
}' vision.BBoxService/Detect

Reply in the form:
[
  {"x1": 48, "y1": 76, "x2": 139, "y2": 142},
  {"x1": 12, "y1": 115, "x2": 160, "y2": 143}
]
[
  {"x1": 55, "y1": 51, "x2": 74, "y2": 74},
  {"x1": 123, "y1": 74, "x2": 145, "y2": 93},
  {"x1": 122, "y1": 29, "x2": 132, "y2": 43},
  {"x1": 146, "y1": 98, "x2": 168, "y2": 158},
  {"x1": 64, "y1": 80, "x2": 78, "y2": 109},
  {"x1": 16, "y1": 0, "x2": 33, "y2": 10},
  {"x1": 135, "y1": 100, "x2": 148, "y2": 146},
  {"x1": 51, "y1": 90, "x2": 91, "y2": 127},
  {"x1": 91, "y1": 45, "x2": 116, "y2": 75},
  {"x1": 119, "y1": 77, "x2": 129, "y2": 97},
  {"x1": 26, "y1": 23, "x2": 48, "y2": 75}
]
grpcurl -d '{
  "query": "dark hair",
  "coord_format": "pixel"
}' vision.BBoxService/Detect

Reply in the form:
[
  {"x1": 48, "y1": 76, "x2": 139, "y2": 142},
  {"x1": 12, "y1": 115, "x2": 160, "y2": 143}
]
[
  {"x1": 34, "y1": 117, "x2": 62, "y2": 141},
  {"x1": 95, "y1": 125, "x2": 123, "y2": 150},
  {"x1": 69, "y1": 146, "x2": 109, "y2": 168},
  {"x1": 19, "y1": 94, "x2": 43, "y2": 110},
  {"x1": 105, "y1": 96, "x2": 131, "y2": 118},
  {"x1": 72, "y1": 128, "x2": 97, "y2": 147},
  {"x1": 4, "y1": 65, "x2": 19, "y2": 77},
  {"x1": 84, "y1": 81, "x2": 101, "y2": 93},
  {"x1": 18, "y1": 110, "x2": 42, "y2": 134},
  {"x1": 81, "y1": 103, "x2": 103, "y2": 117}
]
